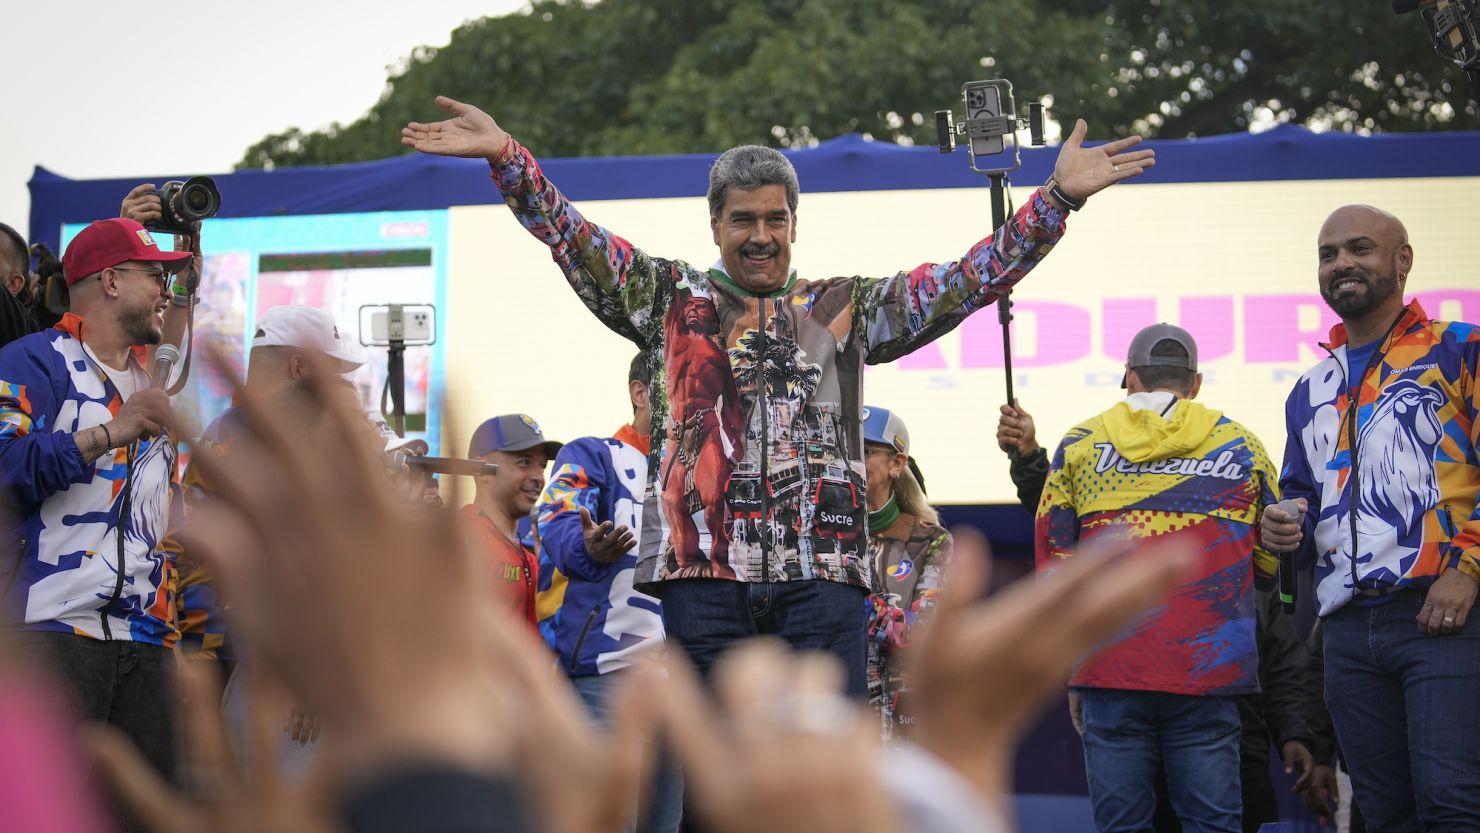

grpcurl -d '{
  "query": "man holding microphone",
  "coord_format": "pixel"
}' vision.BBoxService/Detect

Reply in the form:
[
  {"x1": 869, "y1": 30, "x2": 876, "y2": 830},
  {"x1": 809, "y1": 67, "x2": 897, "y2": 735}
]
[
  {"x1": 0, "y1": 218, "x2": 190, "y2": 790},
  {"x1": 1262, "y1": 204, "x2": 1480, "y2": 831}
]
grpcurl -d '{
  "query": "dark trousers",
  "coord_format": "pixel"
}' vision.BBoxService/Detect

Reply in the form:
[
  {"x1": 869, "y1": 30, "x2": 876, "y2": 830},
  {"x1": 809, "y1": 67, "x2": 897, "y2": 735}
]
[
  {"x1": 16, "y1": 631, "x2": 178, "y2": 780},
  {"x1": 1152, "y1": 752, "x2": 1278, "y2": 833},
  {"x1": 656, "y1": 578, "x2": 869, "y2": 697},
  {"x1": 1324, "y1": 590, "x2": 1480, "y2": 832}
]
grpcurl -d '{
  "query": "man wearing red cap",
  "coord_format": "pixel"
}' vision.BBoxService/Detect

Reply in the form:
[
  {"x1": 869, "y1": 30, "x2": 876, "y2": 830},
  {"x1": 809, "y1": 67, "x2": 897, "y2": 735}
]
[{"x1": 0, "y1": 218, "x2": 192, "y2": 787}]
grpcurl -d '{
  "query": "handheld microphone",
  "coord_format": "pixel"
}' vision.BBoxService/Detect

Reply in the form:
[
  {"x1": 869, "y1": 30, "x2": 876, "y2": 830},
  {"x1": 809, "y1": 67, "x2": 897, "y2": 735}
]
[
  {"x1": 402, "y1": 456, "x2": 500, "y2": 477},
  {"x1": 151, "y1": 344, "x2": 181, "y2": 391},
  {"x1": 1274, "y1": 498, "x2": 1303, "y2": 614}
]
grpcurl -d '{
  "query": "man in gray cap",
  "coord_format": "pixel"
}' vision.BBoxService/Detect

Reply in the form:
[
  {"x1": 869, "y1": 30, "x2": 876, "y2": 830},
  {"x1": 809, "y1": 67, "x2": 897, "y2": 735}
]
[
  {"x1": 1036, "y1": 323, "x2": 1280, "y2": 833},
  {"x1": 463, "y1": 414, "x2": 562, "y2": 631}
]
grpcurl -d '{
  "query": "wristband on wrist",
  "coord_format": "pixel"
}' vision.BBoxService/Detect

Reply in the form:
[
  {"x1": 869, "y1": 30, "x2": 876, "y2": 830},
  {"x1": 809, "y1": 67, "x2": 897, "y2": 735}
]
[
  {"x1": 99, "y1": 423, "x2": 113, "y2": 450},
  {"x1": 1044, "y1": 178, "x2": 1086, "y2": 211}
]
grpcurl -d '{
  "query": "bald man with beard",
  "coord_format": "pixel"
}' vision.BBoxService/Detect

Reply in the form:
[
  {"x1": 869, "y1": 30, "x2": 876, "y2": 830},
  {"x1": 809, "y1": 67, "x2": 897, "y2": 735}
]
[{"x1": 1262, "y1": 205, "x2": 1480, "y2": 831}]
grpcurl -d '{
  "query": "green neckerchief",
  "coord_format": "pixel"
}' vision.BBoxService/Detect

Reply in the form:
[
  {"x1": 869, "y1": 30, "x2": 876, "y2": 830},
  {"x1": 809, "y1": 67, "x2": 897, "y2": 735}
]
[
  {"x1": 708, "y1": 266, "x2": 798, "y2": 298},
  {"x1": 869, "y1": 494, "x2": 901, "y2": 535}
]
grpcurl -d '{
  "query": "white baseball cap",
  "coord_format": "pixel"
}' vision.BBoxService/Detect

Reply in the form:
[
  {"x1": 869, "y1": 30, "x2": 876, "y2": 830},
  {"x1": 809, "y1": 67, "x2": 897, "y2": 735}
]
[
  {"x1": 251, "y1": 305, "x2": 363, "y2": 372},
  {"x1": 366, "y1": 406, "x2": 430, "y2": 456}
]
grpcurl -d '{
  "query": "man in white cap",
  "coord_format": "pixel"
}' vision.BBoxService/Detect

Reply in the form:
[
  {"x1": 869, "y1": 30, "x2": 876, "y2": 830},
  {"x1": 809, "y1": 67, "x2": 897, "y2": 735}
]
[{"x1": 174, "y1": 305, "x2": 364, "y2": 774}]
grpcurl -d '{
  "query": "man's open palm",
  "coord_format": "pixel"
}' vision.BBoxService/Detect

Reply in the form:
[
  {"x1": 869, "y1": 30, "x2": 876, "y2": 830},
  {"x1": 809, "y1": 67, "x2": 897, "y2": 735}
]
[
  {"x1": 1052, "y1": 118, "x2": 1155, "y2": 200},
  {"x1": 402, "y1": 96, "x2": 510, "y2": 160}
]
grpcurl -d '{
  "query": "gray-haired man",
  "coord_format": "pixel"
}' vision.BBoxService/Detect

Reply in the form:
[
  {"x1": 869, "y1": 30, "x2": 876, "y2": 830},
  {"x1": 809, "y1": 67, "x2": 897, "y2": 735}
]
[{"x1": 402, "y1": 96, "x2": 1155, "y2": 691}]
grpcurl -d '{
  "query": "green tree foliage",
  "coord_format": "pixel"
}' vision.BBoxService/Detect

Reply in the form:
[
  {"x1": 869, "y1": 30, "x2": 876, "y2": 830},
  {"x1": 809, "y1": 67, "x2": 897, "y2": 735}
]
[{"x1": 238, "y1": 0, "x2": 1480, "y2": 169}]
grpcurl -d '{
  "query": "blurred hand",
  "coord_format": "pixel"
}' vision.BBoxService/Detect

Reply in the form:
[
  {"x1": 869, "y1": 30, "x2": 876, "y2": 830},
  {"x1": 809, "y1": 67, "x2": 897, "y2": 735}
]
[
  {"x1": 1067, "y1": 690, "x2": 1084, "y2": 736},
  {"x1": 1301, "y1": 763, "x2": 1338, "y2": 819},
  {"x1": 284, "y1": 704, "x2": 321, "y2": 745},
  {"x1": 484, "y1": 605, "x2": 657, "y2": 833},
  {"x1": 401, "y1": 97, "x2": 511, "y2": 161},
  {"x1": 1051, "y1": 120, "x2": 1156, "y2": 203},
  {"x1": 120, "y1": 184, "x2": 163, "y2": 226},
  {"x1": 1282, "y1": 739, "x2": 1314, "y2": 792},
  {"x1": 648, "y1": 643, "x2": 900, "y2": 833},
  {"x1": 89, "y1": 662, "x2": 336, "y2": 833},
  {"x1": 581, "y1": 506, "x2": 636, "y2": 564},
  {"x1": 178, "y1": 348, "x2": 511, "y2": 781},
  {"x1": 908, "y1": 529, "x2": 1200, "y2": 809},
  {"x1": 178, "y1": 348, "x2": 653, "y2": 833},
  {"x1": 1260, "y1": 498, "x2": 1307, "y2": 553},
  {"x1": 996, "y1": 400, "x2": 1039, "y2": 457}
]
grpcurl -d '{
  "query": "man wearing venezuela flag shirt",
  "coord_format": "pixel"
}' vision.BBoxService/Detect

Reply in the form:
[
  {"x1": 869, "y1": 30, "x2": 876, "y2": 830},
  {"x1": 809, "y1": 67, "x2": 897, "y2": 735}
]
[{"x1": 1037, "y1": 323, "x2": 1279, "y2": 833}]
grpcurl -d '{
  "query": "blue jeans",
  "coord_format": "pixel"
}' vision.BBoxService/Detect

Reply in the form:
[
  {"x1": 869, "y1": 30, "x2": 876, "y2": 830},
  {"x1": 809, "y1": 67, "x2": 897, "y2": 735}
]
[
  {"x1": 656, "y1": 579, "x2": 869, "y2": 697},
  {"x1": 1323, "y1": 589, "x2": 1480, "y2": 832},
  {"x1": 1080, "y1": 688, "x2": 1242, "y2": 833},
  {"x1": 570, "y1": 673, "x2": 683, "y2": 833}
]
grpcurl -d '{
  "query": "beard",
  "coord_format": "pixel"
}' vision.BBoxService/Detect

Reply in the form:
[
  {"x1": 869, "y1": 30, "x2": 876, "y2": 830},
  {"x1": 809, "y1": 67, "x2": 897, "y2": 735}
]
[
  {"x1": 1320, "y1": 261, "x2": 1401, "y2": 320},
  {"x1": 118, "y1": 300, "x2": 163, "y2": 346}
]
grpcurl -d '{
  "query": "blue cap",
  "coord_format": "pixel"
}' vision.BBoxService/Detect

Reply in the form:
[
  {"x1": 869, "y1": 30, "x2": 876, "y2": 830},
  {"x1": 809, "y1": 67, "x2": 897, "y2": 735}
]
[
  {"x1": 469, "y1": 414, "x2": 562, "y2": 459},
  {"x1": 861, "y1": 406, "x2": 910, "y2": 455}
]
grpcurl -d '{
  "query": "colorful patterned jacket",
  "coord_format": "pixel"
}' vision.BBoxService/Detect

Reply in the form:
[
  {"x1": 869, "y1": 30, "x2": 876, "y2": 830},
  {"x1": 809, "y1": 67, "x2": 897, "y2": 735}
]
[
  {"x1": 490, "y1": 141, "x2": 1067, "y2": 591},
  {"x1": 866, "y1": 514, "x2": 950, "y2": 738},
  {"x1": 536, "y1": 426, "x2": 665, "y2": 677},
  {"x1": 1036, "y1": 393, "x2": 1279, "y2": 696},
  {"x1": 1279, "y1": 300, "x2": 1480, "y2": 617},
  {"x1": 0, "y1": 315, "x2": 177, "y2": 645},
  {"x1": 170, "y1": 406, "x2": 241, "y2": 659}
]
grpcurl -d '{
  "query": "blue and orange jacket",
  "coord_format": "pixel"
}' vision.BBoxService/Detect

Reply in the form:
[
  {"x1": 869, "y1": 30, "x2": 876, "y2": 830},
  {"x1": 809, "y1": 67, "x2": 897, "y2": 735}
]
[
  {"x1": 1037, "y1": 393, "x2": 1279, "y2": 696},
  {"x1": 0, "y1": 315, "x2": 178, "y2": 646},
  {"x1": 1280, "y1": 300, "x2": 1480, "y2": 617},
  {"x1": 535, "y1": 426, "x2": 664, "y2": 677}
]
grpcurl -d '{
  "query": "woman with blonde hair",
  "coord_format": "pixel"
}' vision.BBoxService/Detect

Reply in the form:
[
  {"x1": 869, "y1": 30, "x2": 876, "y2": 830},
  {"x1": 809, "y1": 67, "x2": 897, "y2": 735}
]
[{"x1": 861, "y1": 406, "x2": 953, "y2": 740}]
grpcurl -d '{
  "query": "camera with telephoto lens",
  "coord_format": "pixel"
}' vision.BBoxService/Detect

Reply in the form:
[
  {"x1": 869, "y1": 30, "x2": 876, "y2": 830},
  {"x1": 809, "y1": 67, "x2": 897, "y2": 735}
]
[{"x1": 148, "y1": 176, "x2": 221, "y2": 235}]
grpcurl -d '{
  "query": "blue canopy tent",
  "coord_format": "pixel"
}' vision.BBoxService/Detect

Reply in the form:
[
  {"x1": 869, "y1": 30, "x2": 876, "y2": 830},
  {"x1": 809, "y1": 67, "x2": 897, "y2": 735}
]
[{"x1": 28, "y1": 124, "x2": 1480, "y2": 254}]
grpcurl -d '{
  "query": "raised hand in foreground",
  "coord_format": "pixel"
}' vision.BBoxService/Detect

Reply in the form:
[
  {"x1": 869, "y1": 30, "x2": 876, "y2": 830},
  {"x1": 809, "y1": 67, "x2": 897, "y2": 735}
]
[
  {"x1": 89, "y1": 663, "x2": 336, "y2": 833},
  {"x1": 908, "y1": 529, "x2": 1201, "y2": 816},
  {"x1": 159, "y1": 347, "x2": 652, "y2": 833}
]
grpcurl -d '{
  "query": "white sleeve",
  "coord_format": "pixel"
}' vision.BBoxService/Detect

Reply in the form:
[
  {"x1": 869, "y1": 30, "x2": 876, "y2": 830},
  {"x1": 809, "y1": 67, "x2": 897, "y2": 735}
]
[{"x1": 881, "y1": 742, "x2": 1012, "y2": 833}]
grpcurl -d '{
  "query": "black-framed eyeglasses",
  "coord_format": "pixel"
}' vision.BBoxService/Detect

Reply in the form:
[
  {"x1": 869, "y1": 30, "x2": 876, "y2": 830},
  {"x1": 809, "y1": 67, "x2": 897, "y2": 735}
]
[{"x1": 108, "y1": 266, "x2": 170, "y2": 291}]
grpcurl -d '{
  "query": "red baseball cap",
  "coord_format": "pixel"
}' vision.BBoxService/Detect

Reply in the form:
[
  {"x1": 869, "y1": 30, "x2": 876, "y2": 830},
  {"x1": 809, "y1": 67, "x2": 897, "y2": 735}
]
[{"x1": 62, "y1": 218, "x2": 193, "y2": 286}]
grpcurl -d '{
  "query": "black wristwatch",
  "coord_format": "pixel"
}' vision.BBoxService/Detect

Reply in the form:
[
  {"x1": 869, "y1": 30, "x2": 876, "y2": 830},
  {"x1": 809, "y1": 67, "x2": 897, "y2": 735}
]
[{"x1": 1044, "y1": 177, "x2": 1086, "y2": 212}]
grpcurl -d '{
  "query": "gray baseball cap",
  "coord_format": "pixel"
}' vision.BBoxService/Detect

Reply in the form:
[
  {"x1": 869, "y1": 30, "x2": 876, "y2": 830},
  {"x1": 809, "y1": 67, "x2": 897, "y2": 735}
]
[
  {"x1": 1122, "y1": 323, "x2": 1198, "y2": 389},
  {"x1": 468, "y1": 414, "x2": 563, "y2": 459}
]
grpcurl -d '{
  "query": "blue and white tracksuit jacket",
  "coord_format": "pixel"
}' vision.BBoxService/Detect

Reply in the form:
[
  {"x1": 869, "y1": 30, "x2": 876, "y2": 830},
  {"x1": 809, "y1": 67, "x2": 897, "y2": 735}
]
[
  {"x1": 0, "y1": 317, "x2": 178, "y2": 645},
  {"x1": 1280, "y1": 301, "x2": 1480, "y2": 617},
  {"x1": 536, "y1": 427, "x2": 664, "y2": 677}
]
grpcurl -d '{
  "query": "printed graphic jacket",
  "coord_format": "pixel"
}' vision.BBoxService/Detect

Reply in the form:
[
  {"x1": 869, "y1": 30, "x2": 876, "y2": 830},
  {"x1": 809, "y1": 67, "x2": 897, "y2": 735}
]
[
  {"x1": 1036, "y1": 392, "x2": 1279, "y2": 696},
  {"x1": 490, "y1": 140, "x2": 1067, "y2": 591},
  {"x1": 1279, "y1": 301, "x2": 1480, "y2": 616},
  {"x1": 866, "y1": 514, "x2": 950, "y2": 738},
  {"x1": 0, "y1": 315, "x2": 178, "y2": 645},
  {"x1": 536, "y1": 426, "x2": 665, "y2": 677}
]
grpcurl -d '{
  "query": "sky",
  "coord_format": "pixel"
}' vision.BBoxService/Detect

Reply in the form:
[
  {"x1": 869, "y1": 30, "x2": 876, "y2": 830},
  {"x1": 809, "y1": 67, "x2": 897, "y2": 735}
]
[{"x1": 1, "y1": 0, "x2": 531, "y2": 240}]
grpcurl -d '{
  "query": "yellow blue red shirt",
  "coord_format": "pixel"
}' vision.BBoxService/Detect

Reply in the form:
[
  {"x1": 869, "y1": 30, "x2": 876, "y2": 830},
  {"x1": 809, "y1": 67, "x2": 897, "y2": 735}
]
[{"x1": 1036, "y1": 393, "x2": 1279, "y2": 696}]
